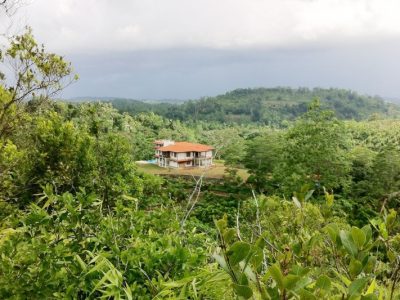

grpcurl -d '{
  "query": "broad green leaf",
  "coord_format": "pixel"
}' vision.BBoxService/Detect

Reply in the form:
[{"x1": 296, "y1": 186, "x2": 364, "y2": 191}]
[
  {"x1": 291, "y1": 265, "x2": 310, "y2": 277},
  {"x1": 293, "y1": 276, "x2": 313, "y2": 291},
  {"x1": 361, "y1": 225, "x2": 372, "y2": 245},
  {"x1": 331, "y1": 280, "x2": 348, "y2": 294},
  {"x1": 255, "y1": 236, "x2": 266, "y2": 249},
  {"x1": 324, "y1": 223, "x2": 340, "y2": 243},
  {"x1": 349, "y1": 258, "x2": 363, "y2": 278},
  {"x1": 250, "y1": 246, "x2": 263, "y2": 270},
  {"x1": 283, "y1": 274, "x2": 301, "y2": 290},
  {"x1": 240, "y1": 273, "x2": 249, "y2": 285},
  {"x1": 351, "y1": 227, "x2": 366, "y2": 249},
  {"x1": 298, "y1": 288, "x2": 317, "y2": 300},
  {"x1": 268, "y1": 264, "x2": 284, "y2": 290},
  {"x1": 316, "y1": 275, "x2": 331, "y2": 291},
  {"x1": 306, "y1": 235, "x2": 319, "y2": 250},
  {"x1": 232, "y1": 283, "x2": 253, "y2": 299},
  {"x1": 363, "y1": 256, "x2": 376, "y2": 273},
  {"x1": 223, "y1": 228, "x2": 236, "y2": 244},
  {"x1": 340, "y1": 230, "x2": 358, "y2": 257},
  {"x1": 292, "y1": 242, "x2": 302, "y2": 255},
  {"x1": 227, "y1": 242, "x2": 251, "y2": 266},
  {"x1": 266, "y1": 287, "x2": 280, "y2": 299},
  {"x1": 215, "y1": 215, "x2": 228, "y2": 233},
  {"x1": 348, "y1": 277, "x2": 369, "y2": 297}
]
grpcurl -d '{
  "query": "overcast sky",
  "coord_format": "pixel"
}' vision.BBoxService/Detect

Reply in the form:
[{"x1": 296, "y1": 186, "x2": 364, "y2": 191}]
[{"x1": 2, "y1": 0, "x2": 400, "y2": 100}]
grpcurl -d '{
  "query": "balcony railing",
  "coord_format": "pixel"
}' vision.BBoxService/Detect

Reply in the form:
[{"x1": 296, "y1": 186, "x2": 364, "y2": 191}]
[
  {"x1": 169, "y1": 157, "x2": 194, "y2": 162},
  {"x1": 156, "y1": 154, "x2": 212, "y2": 160}
]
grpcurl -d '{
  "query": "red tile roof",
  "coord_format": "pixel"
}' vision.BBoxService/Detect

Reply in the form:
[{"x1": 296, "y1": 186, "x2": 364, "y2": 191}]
[{"x1": 158, "y1": 142, "x2": 214, "y2": 152}]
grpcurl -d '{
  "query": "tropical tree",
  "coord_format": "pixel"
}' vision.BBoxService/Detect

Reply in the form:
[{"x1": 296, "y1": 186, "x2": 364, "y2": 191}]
[
  {"x1": 277, "y1": 99, "x2": 351, "y2": 194},
  {"x1": 244, "y1": 132, "x2": 283, "y2": 192},
  {"x1": 369, "y1": 148, "x2": 400, "y2": 208},
  {"x1": 0, "y1": 28, "x2": 77, "y2": 139}
]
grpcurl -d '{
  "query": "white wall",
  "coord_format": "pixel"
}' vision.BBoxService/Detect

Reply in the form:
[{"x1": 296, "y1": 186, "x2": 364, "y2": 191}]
[
  {"x1": 171, "y1": 151, "x2": 213, "y2": 159},
  {"x1": 176, "y1": 152, "x2": 188, "y2": 159},
  {"x1": 169, "y1": 161, "x2": 178, "y2": 168}
]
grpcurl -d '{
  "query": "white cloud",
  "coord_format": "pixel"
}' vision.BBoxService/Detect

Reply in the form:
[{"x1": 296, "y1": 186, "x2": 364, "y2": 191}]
[{"x1": 2, "y1": 0, "x2": 400, "y2": 53}]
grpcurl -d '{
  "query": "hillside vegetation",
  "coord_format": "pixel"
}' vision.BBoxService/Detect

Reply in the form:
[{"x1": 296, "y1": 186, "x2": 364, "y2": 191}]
[
  {"x1": 107, "y1": 87, "x2": 400, "y2": 125},
  {"x1": 2, "y1": 29, "x2": 400, "y2": 299}
]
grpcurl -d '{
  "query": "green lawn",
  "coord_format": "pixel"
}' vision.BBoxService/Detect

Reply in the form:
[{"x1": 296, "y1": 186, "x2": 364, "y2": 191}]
[{"x1": 136, "y1": 161, "x2": 249, "y2": 180}]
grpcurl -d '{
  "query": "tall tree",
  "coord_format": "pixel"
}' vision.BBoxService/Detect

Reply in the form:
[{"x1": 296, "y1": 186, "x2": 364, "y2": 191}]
[
  {"x1": 244, "y1": 131, "x2": 283, "y2": 192},
  {"x1": 277, "y1": 99, "x2": 351, "y2": 194},
  {"x1": 369, "y1": 148, "x2": 400, "y2": 206},
  {"x1": 0, "y1": 28, "x2": 77, "y2": 139}
]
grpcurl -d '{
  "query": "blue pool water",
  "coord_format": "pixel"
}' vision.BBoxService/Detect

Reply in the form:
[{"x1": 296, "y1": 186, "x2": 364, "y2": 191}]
[{"x1": 147, "y1": 159, "x2": 157, "y2": 164}]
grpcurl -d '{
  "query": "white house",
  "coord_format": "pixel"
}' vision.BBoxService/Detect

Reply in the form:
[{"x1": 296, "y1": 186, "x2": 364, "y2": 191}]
[{"x1": 154, "y1": 140, "x2": 214, "y2": 168}]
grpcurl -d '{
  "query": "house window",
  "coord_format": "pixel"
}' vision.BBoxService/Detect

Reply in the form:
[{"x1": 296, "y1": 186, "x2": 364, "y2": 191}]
[{"x1": 186, "y1": 152, "x2": 191, "y2": 157}]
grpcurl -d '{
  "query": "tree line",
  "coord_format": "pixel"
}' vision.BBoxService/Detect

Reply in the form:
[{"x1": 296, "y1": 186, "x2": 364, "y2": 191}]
[{"x1": 105, "y1": 87, "x2": 400, "y2": 126}]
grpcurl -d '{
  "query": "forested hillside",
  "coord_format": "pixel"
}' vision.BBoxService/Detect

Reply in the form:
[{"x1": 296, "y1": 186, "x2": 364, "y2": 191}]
[
  {"x1": 2, "y1": 24, "x2": 400, "y2": 300},
  {"x1": 106, "y1": 87, "x2": 400, "y2": 125}
]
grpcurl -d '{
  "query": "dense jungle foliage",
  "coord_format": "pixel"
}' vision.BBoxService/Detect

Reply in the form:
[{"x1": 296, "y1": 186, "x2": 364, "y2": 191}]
[
  {"x1": 103, "y1": 87, "x2": 400, "y2": 126},
  {"x1": 1, "y1": 29, "x2": 400, "y2": 299}
]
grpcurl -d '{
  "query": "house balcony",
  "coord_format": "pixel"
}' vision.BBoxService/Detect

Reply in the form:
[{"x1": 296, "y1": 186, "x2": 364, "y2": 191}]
[
  {"x1": 169, "y1": 157, "x2": 194, "y2": 162},
  {"x1": 156, "y1": 154, "x2": 212, "y2": 161},
  {"x1": 194, "y1": 157, "x2": 212, "y2": 162}
]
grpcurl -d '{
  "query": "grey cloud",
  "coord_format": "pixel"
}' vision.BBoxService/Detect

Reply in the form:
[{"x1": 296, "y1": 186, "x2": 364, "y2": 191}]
[
  {"x1": 59, "y1": 39, "x2": 400, "y2": 99},
  {"x1": 3, "y1": 0, "x2": 400, "y2": 53},
  {"x1": 3, "y1": 0, "x2": 400, "y2": 99}
]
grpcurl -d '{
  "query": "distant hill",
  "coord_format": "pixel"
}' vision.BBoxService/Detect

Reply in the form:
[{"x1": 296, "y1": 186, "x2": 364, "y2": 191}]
[
  {"x1": 67, "y1": 87, "x2": 400, "y2": 125},
  {"x1": 383, "y1": 96, "x2": 400, "y2": 104},
  {"x1": 63, "y1": 96, "x2": 186, "y2": 104}
]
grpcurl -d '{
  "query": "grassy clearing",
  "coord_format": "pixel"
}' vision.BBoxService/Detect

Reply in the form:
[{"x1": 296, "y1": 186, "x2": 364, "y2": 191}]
[{"x1": 136, "y1": 161, "x2": 249, "y2": 180}]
